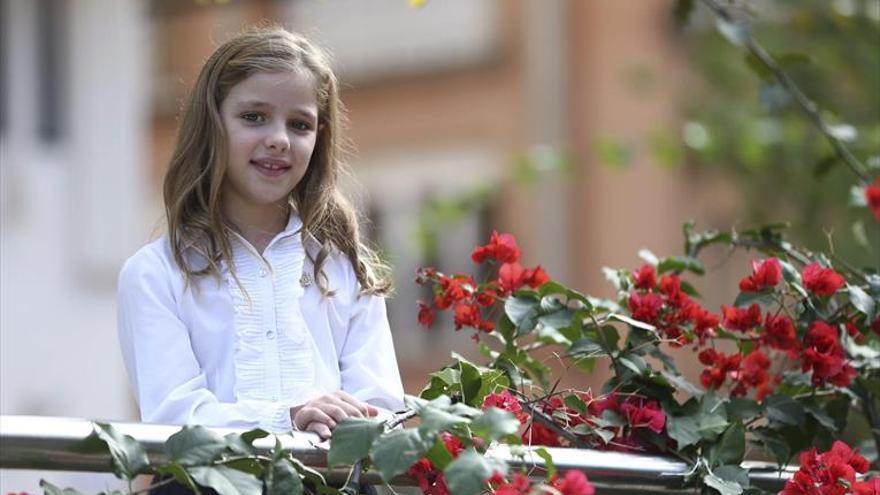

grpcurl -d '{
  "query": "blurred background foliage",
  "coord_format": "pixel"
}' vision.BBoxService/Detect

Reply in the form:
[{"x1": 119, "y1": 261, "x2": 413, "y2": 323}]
[{"x1": 672, "y1": 0, "x2": 879, "y2": 267}]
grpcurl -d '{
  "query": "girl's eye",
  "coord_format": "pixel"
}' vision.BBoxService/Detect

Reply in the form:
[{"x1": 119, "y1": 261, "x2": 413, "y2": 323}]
[
  {"x1": 241, "y1": 112, "x2": 265, "y2": 123},
  {"x1": 289, "y1": 120, "x2": 313, "y2": 131}
]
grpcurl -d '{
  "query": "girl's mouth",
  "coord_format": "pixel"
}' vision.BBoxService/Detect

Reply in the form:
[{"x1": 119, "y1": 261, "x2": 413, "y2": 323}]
[{"x1": 251, "y1": 159, "x2": 292, "y2": 178}]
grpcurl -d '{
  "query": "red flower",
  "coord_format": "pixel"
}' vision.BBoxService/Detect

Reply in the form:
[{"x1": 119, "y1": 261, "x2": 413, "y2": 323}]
[
  {"x1": 417, "y1": 301, "x2": 435, "y2": 327},
  {"x1": 689, "y1": 304, "x2": 720, "y2": 344},
  {"x1": 721, "y1": 304, "x2": 762, "y2": 332},
  {"x1": 866, "y1": 177, "x2": 880, "y2": 221},
  {"x1": 782, "y1": 441, "x2": 870, "y2": 495},
  {"x1": 801, "y1": 262, "x2": 845, "y2": 297},
  {"x1": 731, "y1": 349, "x2": 771, "y2": 399},
  {"x1": 523, "y1": 421, "x2": 562, "y2": 447},
  {"x1": 762, "y1": 314, "x2": 799, "y2": 355},
  {"x1": 659, "y1": 274, "x2": 688, "y2": 308},
  {"x1": 550, "y1": 470, "x2": 595, "y2": 495},
  {"x1": 471, "y1": 231, "x2": 521, "y2": 264},
  {"x1": 490, "y1": 473, "x2": 531, "y2": 495},
  {"x1": 633, "y1": 264, "x2": 656, "y2": 290},
  {"x1": 619, "y1": 397, "x2": 666, "y2": 433},
  {"x1": 699, "y1": 349, "x2": 741, "y2": 390},
  {"x1": 802, "y1": 321, "x2": 855, "y2": 387},
  {"x1": 628, "y1": 292, "x2": 664, "y2": 324},
  {"x1": 873, "y1": 316, "x2": 880, "y2": 337},
  {"x1": 738, "y1": 257, "x2": 782, "y2": 293},
  {"x1": 852, "y1": 477, "x2": 880, "y2": 495},
  {"x1": 482, "y1": 390, "x2": 528, "y2": 424},
  {"x1": 498, "y1": 262, "x2": 550, "y2": 293}
]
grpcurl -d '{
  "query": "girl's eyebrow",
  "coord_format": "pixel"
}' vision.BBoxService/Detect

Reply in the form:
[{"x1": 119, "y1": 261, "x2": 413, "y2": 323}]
[{"x1": 235, "y1": 100, "x2": 317, "y2": 121}]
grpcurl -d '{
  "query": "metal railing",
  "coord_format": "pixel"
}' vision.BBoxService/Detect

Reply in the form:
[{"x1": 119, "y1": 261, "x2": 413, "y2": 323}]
[{"x1": 0, "y1": 415, "x2": 795, "y2": 494}]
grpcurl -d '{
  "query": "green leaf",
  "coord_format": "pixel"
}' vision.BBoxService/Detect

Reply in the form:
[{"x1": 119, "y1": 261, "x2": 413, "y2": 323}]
[
  {"x1": 505, "y1": 295, "x2": 539, "y2": 329},
  {"x1": 40, "y1": 480, "x2": 83, "y2": 495},
  {"x1": 752, "y1": 428, "x2": 791, "y2": 466},
  {"x1": 704, "y1": 473, "x2": 743, "y2": 495},
  {"x1": 608, "y1": 312, "x2": 657, "y2": 332},
  {"x1": 661, "y1": 371, "x2": 704, "y2": 397},
  {"x1": 166, "y1": 426, "x2": 228, "y2": 467},
  {"x1": 763, "y1": 395, "x2": 805, "y2": 427},
  {"x1": 327, "y1": 418, "x2": 385, "y2": 466},
  {"x1": 564, "y1": 395, "x2": 588, "y2": 415},
  {"x1": 189, "y1": 465, "x2": 263, "y2": 495},
  {"x1": 371, "y1": 428, "x2": 433, "y2": 482},
  {"x1": 732, "y1": 291, "x2": 775, "y2": 309},
  {"x1": 534, "y1": 448, "x2": 556, "y2": 478},
  {"x1": 726, "y1": 398, "x2": 763, "y2": 421},
  {"x1": 714, "y1": 465, "x2": 750, "y2": 488},
  {"x1": 155, "y1": 463, "x2": 199, "y2": 492},
  {"x1": 458, "y1": 360, "x2": 483, "y2": 406},
  {"x1": 444, "y1": 449, "x2": 506, "y2": 495},
  {"x1": 471, "y1": 407, "x2": 520, "y2": 442},
  {"x1": 848, "y1": 284, "x2": 877, "y2": 320},
  {"x1": 431, "y1": 368, "x2": 461, "y2": 386},
  {"x1": 568, "y1": 337, "x2": 604, "y2": 357},
  {"x1": 696, "y1": 394, "x2": 729, "y2": 441},
  {"x1": 666, "y1": 415, "x2": 701, "y2": 449},
  {"x1": 803, "y1": 403, "x2": 837, "y2": 431},
  {"x1": 89, "y1": 423, "x2": 150, "y2": 479},
  {"x1": 657, "y1": 256, "x2": 705, "y2": 275},
  {"x1": 708, "y1": 423, "x2": 745, "y2": 467},
  {"x1": 225, "y1": 429, "x2": 269, "y2": 456},
  {"x1": 265, "y1": 459, "x2": 303, "y2": 495},
  {"x1": 424, "y1": 403, "x2": 470, "y2": 428},
  {"x1": 618, "y1": 355, "x2": 648, "y2": 376},
  {"x1": 424, "y1": 435, "x2": 455, "y2": 471}
]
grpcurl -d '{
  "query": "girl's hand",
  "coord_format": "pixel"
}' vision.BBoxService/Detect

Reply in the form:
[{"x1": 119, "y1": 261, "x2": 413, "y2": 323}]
[{"x1": 291, "y1": 391, "x2": 379, "y2": 439}]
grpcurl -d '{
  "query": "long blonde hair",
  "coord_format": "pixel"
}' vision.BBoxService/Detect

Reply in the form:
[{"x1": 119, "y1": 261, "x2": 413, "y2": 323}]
[{"x1": 163, "y1": 27, "x2": 390, "y2": 296}]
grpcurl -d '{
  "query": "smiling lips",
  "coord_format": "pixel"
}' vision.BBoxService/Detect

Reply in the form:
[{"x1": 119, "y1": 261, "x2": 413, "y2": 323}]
[{"x1": 251, "y1": 158, "x2": 292, "y2": 178}]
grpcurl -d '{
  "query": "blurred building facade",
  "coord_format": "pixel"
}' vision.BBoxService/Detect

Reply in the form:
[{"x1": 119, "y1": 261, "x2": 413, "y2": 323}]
[{"x1": 1, "y1": 3, "x2": 745, "y2": 489}]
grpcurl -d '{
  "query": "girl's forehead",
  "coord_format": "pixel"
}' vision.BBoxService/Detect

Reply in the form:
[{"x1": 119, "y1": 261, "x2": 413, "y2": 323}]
[{"x1": 225, "y1": 69, "x2": 318, "y2": 109}]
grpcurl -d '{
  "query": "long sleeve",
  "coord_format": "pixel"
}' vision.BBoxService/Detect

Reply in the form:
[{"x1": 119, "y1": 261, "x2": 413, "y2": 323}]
[
  {"x1": 116, "y1": 247, "x2": 294, "y2": 432},
  {"x1": 338, "y1": 291, "x2": 405, "y2": 412}
]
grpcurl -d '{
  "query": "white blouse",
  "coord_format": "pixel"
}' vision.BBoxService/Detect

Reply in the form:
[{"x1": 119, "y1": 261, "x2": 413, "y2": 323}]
[{"x1": 116, "y1": 214, "x2": 404, "y2": 432}]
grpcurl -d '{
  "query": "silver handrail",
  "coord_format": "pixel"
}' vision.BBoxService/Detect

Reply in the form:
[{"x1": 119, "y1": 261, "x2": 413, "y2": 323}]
[{"x1": 0, "y1": 415, "x2": 794, "y2": 493}]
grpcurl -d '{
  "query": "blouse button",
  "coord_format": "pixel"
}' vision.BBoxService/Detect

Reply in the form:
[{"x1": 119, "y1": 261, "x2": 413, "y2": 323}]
[
  {"x1": 266, "y1": 330, "x2": 276, "y2": 340},
  {"x1": 259, "y1": 268, "x2": 268, "y2": 278}
]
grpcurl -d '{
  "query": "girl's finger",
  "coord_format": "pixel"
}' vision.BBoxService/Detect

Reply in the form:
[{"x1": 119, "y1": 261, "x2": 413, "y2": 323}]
[
  {"x1": 294, "y1": 406, "x2": 336, "y2": 431},
  {"x1": 306, "y1": 421, "x2": 332, "y2": 440},
  {"x1": 334, "y1": 391, "x2": 378, "y2": 417}
]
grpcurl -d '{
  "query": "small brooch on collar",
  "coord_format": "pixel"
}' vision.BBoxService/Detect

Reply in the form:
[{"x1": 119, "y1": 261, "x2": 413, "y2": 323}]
[{"x1": 300, "y1": 272, "x2": 313, "y2": 288}]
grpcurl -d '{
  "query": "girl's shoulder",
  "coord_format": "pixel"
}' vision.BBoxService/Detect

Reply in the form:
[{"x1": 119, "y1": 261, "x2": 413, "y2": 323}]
[{"x1": 118, "y1": 235, "x2": 182, "y2": 290}]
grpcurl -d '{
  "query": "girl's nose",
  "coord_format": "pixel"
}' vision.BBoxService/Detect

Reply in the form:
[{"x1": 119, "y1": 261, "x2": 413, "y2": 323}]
[{"x1": 265, "y1": 124, "x2": 289, "y2": 153}]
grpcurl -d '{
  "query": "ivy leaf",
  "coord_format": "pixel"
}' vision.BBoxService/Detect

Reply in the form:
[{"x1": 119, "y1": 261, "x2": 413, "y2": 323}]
[
  {"x1": 444, "y1": 449, "x2": 507, "y2": 495},
  {"x1": 88, "y1": 423, "x2": 150, "y2": 479},
  {"x1": 265, "y1": 459, "x2": 303, "y2": 495},
  {"x1": 657, "y1": 255, "x2": 705, "y2": 275},
  {"x1": 166, "y1": 425, "x2": 228, "y2": 467},
  {"x1": 763, "y1": 395, "x2": 805, "y2": 427},
  {"x1": 371, "y1": 428, "x2": 433, "y2": 482},
  {"x1": 608, "y1": 313, "x2": 657, "y2": 332},
  {"x1": 704, "y1": 472, "x2": 743, "y2": 495},
  {"x1": 327, "y1": 418, "x2": 385, "y2": 466},
  {"x1": 848, "y1": 284, "x2": 876, "y2": 320},
  {"x1": 424, "y1": 434, "x2": 455, "y2": 471},
  {"x1": 225, "y1": 429, "x2": 270, "y2": 456},
  {"x1": 40, "y1": 480, "x2": 83, "y2": 495},
  {"x1": 470, "y1": 408, "x2": 520, "y2": 443},
  {"x1": 666, "y1": 415, "x2": 700, "y2": 449},
  {"x1": 155, "y1": 463, "x2": 199, "y2": 492},
  {"x1": 419, "y1": 404, "x2": 470, "y2": 437},
  {"x1": 708, "y1": 423, "x2": 745, "y2": 467},
  {"x1": 189, "y1": 465, "x2": 263, "y2": 495},
  {"x1": 726, "y1": 398, "x2": 763, "y2": 421},
  {"x1": 534, "y1": 448, "x2": 556, "y2": 478}
]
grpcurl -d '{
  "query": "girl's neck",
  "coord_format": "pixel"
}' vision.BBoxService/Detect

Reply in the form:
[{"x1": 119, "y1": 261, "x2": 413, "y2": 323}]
[{"x1": 223, "y1": 201, "x2": 290, "y2": 255}]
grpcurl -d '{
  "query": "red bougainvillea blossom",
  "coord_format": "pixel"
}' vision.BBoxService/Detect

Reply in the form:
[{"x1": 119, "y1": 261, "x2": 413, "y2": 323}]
[
  {"x1": 406, "y1": 432, "x2": 464, "y2": 495},
  {"x1": 865, "y1": 176, "x2": 880, "y2": 221},
  {"x1": 802, "y1": 321, "x2": 856, "y2": 387},
  {"x1": 699, "y1": 349, "x2": 742, "y2": 390},
  {"x1": 626, "y1": 267, "x2": 719, "y2": 347},
  {"x1": 801, "y1": 262, "x2": 846, "y2": 297},
  {"x1": 780, "y1": 441, "x2": 872, "y2": 495},
  {"x1": 498, "y1": 262, "x2": 549, "y2": 294},
  {"x1": 549, "y1": 470, "x2": 596, "y2": 495},
  {"x1": 738, "y1": 257, "x2": 782, "y2": 292},
  {"x1": 721, "y1": 304, "x2": 763, "y2": 332},
  {"x1": 482, "y1": 390, "x2": 529, "y2": 424},
  {"x1": 471, "y1": 231, "x2": 521, "y2": 264}
]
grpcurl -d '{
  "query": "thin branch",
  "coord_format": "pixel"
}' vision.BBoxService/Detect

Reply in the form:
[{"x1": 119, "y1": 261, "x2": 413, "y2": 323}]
[{"x1": 698, "y1": 0, "x2": 871, "y2": 184}]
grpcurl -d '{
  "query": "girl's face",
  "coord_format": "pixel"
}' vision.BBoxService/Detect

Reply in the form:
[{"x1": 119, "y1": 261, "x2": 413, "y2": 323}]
[{"x1": 219, "y1": 69, "x2": 319, "y2": 217}]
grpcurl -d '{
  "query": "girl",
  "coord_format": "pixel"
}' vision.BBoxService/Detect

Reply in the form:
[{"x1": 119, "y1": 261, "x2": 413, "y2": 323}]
[{"x1": 117, "y1": 28, "x2": 403, "y2": 439}]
